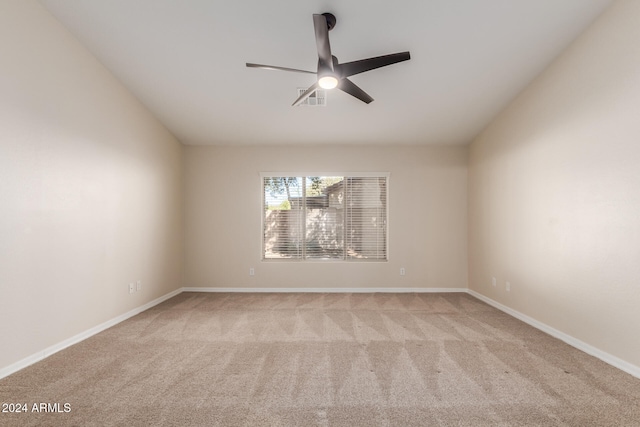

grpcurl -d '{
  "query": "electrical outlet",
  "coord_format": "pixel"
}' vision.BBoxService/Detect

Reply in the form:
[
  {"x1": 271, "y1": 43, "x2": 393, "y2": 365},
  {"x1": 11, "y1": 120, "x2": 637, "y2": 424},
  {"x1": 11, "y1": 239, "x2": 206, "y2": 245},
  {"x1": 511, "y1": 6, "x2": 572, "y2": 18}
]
[
  {"x1": 129, "y1": 283, "x2": 135, "y2": 294},
  {"x1": 492, "y1": 277, "x2": 497, "y2": 287},
  {"x1": 249, "y1": 267, "x2": 255, "y2": 276},
  {"x1": 400, "y1": 268, "x2": 406, "y2": 276},
  {"x1": 506, "y1": 281, "x2": 511, "y2": 292},
  {"x1": 136, "y1": 280, "x2": 141, "y2": 291}
]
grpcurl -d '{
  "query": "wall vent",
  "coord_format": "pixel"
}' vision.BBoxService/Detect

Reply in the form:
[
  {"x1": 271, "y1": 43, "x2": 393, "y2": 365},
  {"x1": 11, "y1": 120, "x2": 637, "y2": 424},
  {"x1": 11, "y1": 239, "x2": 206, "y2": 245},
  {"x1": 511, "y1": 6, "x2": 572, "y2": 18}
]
[{"x1": 297, "y1": 88, "x2": 326, "y2": 106}]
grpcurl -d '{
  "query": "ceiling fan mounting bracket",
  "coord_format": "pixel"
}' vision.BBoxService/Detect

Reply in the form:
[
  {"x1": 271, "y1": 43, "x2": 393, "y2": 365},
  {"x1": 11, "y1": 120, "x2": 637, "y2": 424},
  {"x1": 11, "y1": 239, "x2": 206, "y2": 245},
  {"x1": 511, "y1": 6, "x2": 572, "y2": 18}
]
[{"x1": 322, "y1": 13, "x2": 337, "y2": 31}]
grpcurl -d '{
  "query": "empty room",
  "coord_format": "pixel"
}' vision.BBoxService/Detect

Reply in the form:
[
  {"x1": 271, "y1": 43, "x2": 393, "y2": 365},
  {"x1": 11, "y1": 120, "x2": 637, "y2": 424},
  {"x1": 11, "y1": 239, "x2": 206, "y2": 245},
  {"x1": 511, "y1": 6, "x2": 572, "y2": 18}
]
[{"x1": 1, "y1": 0, "x2": 639, "y2": 425}]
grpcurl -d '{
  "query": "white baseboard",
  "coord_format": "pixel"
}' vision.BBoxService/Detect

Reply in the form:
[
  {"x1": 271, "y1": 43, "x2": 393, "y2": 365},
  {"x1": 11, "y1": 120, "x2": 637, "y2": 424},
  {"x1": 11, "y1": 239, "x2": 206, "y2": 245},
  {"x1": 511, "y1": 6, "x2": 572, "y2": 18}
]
[
  {"x1": 0, "y1": 288, "x2": 182, "y2": 381},
  {"x1": 181, "y1": 287, "x2": 468, "y2": 293},
  {"x1": 467, "y1": 289, "x2": 640, "y2": 380}
]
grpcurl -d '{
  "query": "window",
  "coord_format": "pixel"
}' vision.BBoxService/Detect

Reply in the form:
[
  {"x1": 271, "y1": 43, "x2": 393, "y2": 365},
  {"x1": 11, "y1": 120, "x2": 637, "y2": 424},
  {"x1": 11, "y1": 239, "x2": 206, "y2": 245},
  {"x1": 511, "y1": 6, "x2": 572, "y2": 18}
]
[{"x1": 262, "y1": 174, "x2": 388, "y2": 261}]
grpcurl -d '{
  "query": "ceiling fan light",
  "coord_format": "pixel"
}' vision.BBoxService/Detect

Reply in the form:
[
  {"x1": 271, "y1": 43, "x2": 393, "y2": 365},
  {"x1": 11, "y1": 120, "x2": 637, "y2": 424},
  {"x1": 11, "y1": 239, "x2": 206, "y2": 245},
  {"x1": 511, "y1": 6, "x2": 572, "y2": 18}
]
[{"x1": 318, "y1": 75, "x2": 339, "y2": 90}]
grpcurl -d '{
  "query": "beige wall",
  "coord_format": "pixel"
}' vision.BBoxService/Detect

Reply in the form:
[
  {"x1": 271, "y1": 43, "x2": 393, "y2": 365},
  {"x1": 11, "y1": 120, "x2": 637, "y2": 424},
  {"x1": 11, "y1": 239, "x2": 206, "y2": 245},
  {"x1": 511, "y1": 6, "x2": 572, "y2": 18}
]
[
  {"x1": 0, "y1": 1, "x2": 183, "y2": 371},
  {"x1": 469, "y1": 0, "x2": 640, "y2": 368},
  {"x1": 185, "y1": 145, "x2": 468, "y2": 290}
]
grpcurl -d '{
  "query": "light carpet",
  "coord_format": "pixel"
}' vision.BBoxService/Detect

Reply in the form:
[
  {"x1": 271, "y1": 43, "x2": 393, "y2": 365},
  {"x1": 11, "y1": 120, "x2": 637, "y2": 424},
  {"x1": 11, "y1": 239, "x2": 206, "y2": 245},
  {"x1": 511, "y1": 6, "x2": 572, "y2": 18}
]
[{"x1": 1, "y1": 292, "x2": 639, "y2": 426}]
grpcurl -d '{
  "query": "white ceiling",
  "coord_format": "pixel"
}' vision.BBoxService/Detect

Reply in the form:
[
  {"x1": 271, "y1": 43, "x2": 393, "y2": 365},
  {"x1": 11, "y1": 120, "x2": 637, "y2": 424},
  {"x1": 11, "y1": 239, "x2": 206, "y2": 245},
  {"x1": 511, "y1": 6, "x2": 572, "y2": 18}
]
[{"x1": 39, "y1": 0, "x2": 612, "y2": 146}]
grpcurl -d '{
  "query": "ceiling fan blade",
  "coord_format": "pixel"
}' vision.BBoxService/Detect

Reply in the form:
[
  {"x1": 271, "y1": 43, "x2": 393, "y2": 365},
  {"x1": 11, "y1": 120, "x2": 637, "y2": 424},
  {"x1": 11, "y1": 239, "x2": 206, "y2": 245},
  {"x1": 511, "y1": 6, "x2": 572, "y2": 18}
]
[
  {"x1": 338, "y1": 78, "x2": 374, "y2": 104},
  {"x1": 292, "y1": 82, "x2": 320, "y2": 106},
  {"x1": 246, "y1": 63, "x2": 316, "y2": 74},
  {"x1": 313, "y1": 14, "x2": 333, "y2": 72},
  {"x1": 336, "y1": 51, "x2": 411, "y2": 78}
]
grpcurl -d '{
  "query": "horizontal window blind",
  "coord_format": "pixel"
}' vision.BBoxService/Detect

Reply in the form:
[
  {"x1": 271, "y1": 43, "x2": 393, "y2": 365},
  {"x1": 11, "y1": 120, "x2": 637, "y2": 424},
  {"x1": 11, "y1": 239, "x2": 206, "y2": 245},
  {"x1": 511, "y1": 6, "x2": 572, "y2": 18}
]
[
  {"x1": 263, "y1": 175, "x2": 388, "y2": 261},
  {"x1": 345, "y1": 177, "x2": 387, "y2": 260}
]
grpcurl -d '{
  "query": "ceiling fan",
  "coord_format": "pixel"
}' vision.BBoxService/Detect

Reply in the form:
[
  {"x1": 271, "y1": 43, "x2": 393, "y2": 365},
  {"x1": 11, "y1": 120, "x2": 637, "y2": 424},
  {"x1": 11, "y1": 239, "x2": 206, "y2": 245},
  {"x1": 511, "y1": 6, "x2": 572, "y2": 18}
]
[{"x1": 246, "y1": 13, "x2": 411, "y2": 106}]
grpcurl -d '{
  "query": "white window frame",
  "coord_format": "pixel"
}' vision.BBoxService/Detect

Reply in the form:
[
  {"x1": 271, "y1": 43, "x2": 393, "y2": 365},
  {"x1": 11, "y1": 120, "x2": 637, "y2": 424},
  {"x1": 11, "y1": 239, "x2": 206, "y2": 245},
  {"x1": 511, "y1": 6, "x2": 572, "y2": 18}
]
[{"x1": 260, "y1": 172, "x2": 390, "y2": 262}]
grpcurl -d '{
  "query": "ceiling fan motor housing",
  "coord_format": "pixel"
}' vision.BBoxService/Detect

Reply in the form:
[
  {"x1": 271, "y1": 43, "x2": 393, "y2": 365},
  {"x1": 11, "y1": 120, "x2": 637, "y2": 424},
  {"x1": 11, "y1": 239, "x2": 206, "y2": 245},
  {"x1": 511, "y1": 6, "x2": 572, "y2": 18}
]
[{"x1": 322, "y1": 13, "x2": 336, "y2": 31}]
